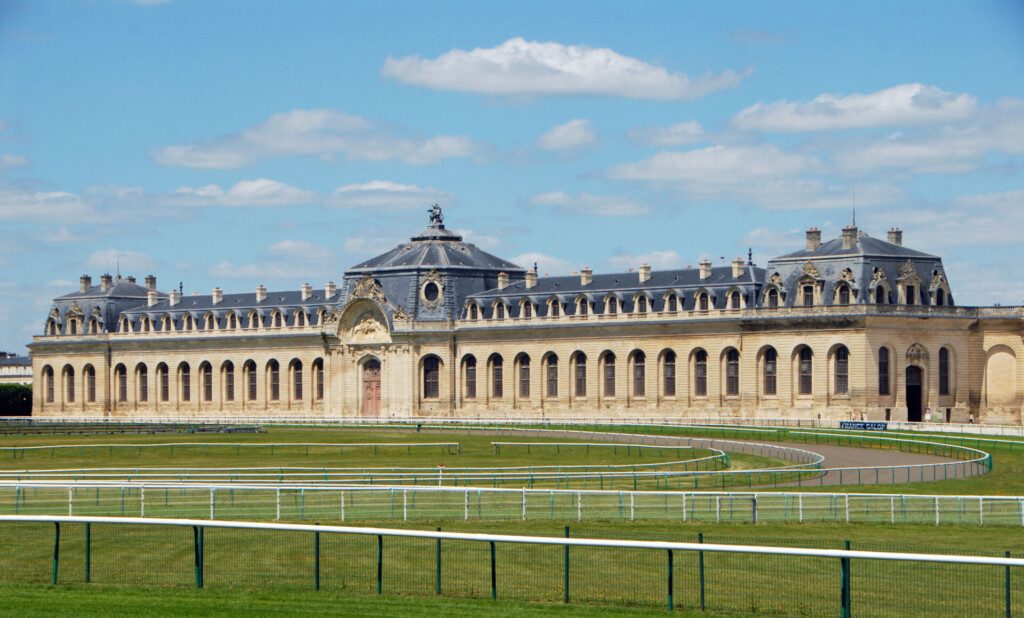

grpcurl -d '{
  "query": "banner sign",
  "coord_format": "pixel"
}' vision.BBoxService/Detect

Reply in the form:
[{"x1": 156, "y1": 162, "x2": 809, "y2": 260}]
[{"x1": 839, "y1": 421, "x2": 888, "y2": 431}]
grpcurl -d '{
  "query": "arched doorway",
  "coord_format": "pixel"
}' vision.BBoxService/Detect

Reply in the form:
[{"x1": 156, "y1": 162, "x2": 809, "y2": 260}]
[
  {"x1": 906, "y1": 366, "x2": 923, "y2": 422},
  {"x1": 362, "y1": 359, "x2": 381, "y2": 416}
]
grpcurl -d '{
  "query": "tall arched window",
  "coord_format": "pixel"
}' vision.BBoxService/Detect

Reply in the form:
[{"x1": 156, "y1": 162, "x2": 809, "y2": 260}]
[
  {"x1": 490, "y1": 355, "x2": 503, "y2": 398},
  {"x1": 43, "y1": 366, "x2": 54, "y2": 403},
  {"x1": 768, "y1": 288, "x2": 779, "y2": 308},
  {"x1": 763, "y1": 348, "x2": 777, "y2": 396},
  {"x1": 313, "y1": 358, "x2": 324, "y2": 401},
  {"x1": 84, "y1": 365, "x2": 96, "y2": 403},
  {"x1": 726, "y1": 349, "x2": 740, "y2": 396},
  {"x1": 63, "y1": 365, "x2": 75, "y2": 403},
  {"x1": 183, "y1": 315, "x2": 193, "y2": 331},
  {"x1": 878, "y1": 348, "x2": 890, "y2": 396},
  {"x1": 578, "y1": 299, "x2": 588, "y2": 316},
  {"x1": 272, "y1": 311, "x2": 283, "y2": 328},
  {"x1": 469, "y1": 304, "x2": 478, "y2": 320},
  {"x1": 268, "y1": 360, "x2": 280, "y2": 401},
  {"x1": 296, "y1": 311, "x2": 306, "y2": 327},
  {"x1": 517, "y1": 354, "x2": 531, "y2": 398},
  {"x1": 201, "y1": 362, "x2": 213, "y2": 402},
  {"x1": 249, "y1": 312, "x2": 260, "y2": 329},
  {"x1": 115, "y1": 364, "x2": 128, "y2": 403},
  {"x1": 939, "y1": 347, "x2": 950, "y2": 396},
  {"x1": 607, "y1": 297, "x2": 618, "y2": 315},
  {"x1": 546, "y1": 354, "x2": 558, "y2": 398},
  {"x1": 223, "y1": 361, "x2": 235, "y2": 402},
  {"x1": 663, "y1": 350, "x2": 676, "y2": 397},
  {"x1": 798, "y1": 347, "x2": 813, "y2": 395},
  {"x1": 573, "y1": 352, "x2": 587, "y2": 398},
  {"x1": 464, "y1": 356, "x2": 477, "y2": 399},
  {"x1": 667, "y1": 294, "x2": 678, "y2": 313},
  {"x1": 423, "y1": 356, "x2": 440, "y2": 399},
  {"x1": 637, "y1": 296, "x2": 647, "y2": 313},
  {"x1": 728, "y1": 291, "x2": 740, "y2": 310},
  {"x1": 137, "y1": 364, "x2": 148, "y2": 402},
  {"x1": 698, "y1": 293, "x2": 709, "y2": 311},
  {"x1": 838, "y1": 285, "x2": 851, "y2": 305},
  {"x1": 694, "y1": 350, "x2": 708, "y2": 397},
  {"x1": 549, "y1": 300, "x2": 560, "y2": 317},
  {"x1": 244, "y1": 360, "x2": 257, "y2": 402},
  {"x1": 521, "y1": 302, "x2": 532, "y2": 318},
  {"x1": 834, "y1": 347, "x2": 849, "y2": 395},
  {"x1": 291, "y1": 360, "x2": 303, "y2": 401},
  {"x1": 227, "y1": 313, "x2": 237, "y2": 329},
  {"x1": 632, "y1": 351, "x2": 646, "y2": 397},
  {"x1": 602, "y1": 353, "x2": 616, "y2": 397},
  {"x1": 157, "y1": 363, "x2": 169, "y2": 402}
]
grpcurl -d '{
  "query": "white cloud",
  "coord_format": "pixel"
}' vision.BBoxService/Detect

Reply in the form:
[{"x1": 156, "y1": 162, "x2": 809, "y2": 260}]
[
  {"x1": 628, "y1": 121, "x2": 705, "y2": 147},
  {"x1": 268, "y1": 239, "x2": 334, "y2": 261},
  {"x1": 382, "y1": 37, "x2": 748, "y2": 100},
  {"x1": 733, "y1": 83, "x2": 977, "y2": 132},
  {"x1": 609, "y1": 144, "x2": 817, "y2": 184},
  {"x1": 342, "y1": 234, "x2": 402, "y2": 257},
  {"x1": 529, "y1": 191, "x2": 649, "y2": 217},
  {"x1": 608, "y1": 250, "x2": 684, "y2": 270},
  {"x1": 171, "y1": 179, "x2": 315, "y2": 207},
  {"x1": 208, "y1": 240, "x2": 336, "y2": 280},
  {"x1": 0, "y1": 154, "x2": 29, "y2": 169},
  {"x1": 454, "y1": 229, "x2": 502, "y2": 252},
  {"x1": 882, "y1": 189, "x2": 1024, "y2": 248},
  {"x1": 86, "y1": 249, "x2": 155, "y2": 273},
  {"x1": 328, "y1": 180, "x2": 449, "y2": 211},
  {"x1": 537, "y1": 119, "x2": 597, "y2": 151},
  {"x1": 509, "y1": 252, "x2": 575, "y2": 276},
  {"x1": 0, "y1": 186, "x2": 95, "y2": 222},
  {"x1": 153, "y1": 109, "x2": 475, "y2": 169}
]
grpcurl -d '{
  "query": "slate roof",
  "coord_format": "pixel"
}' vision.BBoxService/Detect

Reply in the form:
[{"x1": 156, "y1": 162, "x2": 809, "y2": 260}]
[
  {"x1": 55, "y1": 278, "x2": 156, "y2": 301},
  {"x1": 346, "y1": 224, "x2": 523, "y2": 274},
  {"x1": 0, "y1": 356, "x2": 30, "y2": 367},
  {"x1": 772, "y1": 233, "x2": 938, "y2": 261}
]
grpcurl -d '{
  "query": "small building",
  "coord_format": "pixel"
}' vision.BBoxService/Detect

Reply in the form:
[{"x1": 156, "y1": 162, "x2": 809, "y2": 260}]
[{"x1": 0, "y1": 354, "x2": 32, "y2": 385}]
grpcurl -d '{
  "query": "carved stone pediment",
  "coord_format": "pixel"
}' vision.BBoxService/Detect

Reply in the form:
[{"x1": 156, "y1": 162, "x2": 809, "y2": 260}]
[
  {"x1": 769, "y1": 272, "x2": 782, "y2": 285},
  {"x1": 69, "y1": 301, "x2": 82, "y2": 315},
  {"x1": 840, "y1": 268, "x2": 855, "y2": 283},
  {"x1": 906, "y1": 343, "x2": 929, "y2": 364},
  {"x1": 349, "y1": 313, "x2": 389, "y2": 344},
  {"x1": 801, "y1": 261, "x2": 821, "y2": 279},
  {"x1": 49, "y1": 307, "x2": 59, "y2": 319},
  {"x1": 91, "y1": 306, "x2": 103, "y2": 318},
  {"x1": 871, "y1": 267, "x2": 888, "y2": 285},
  {"x1": 898, "y1": 260, "x2": 919, "y2": 281},
  {"x1": 352, "y1": 275, "x2": 387, "y2": 304},
  {"x1": 930, "y1": 271, "x2": 946, "y2": 290}
]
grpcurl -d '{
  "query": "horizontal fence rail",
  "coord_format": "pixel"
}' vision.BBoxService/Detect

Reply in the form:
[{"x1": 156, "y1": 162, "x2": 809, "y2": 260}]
[{"x1": 0, "y1": 514, "x2": 1020, "y2": 616}]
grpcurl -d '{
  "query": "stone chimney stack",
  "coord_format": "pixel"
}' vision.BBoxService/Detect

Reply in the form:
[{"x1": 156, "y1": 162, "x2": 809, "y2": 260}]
[
  {"x1": 580, "y1": 267, "x2": 593, "y2": 286},
  {"x1": 806, "y1": 227, "x2": 822, "y2": 252},
  {"x1": 524, "y1": 268, "x2": 538, "y2": 289},
  {"x1": 256, "y1": 284, "x2": 267, "y2": 303},
  {"x1": 79, "y1": 275, "x2": 92, "y2": 293},
  {"x1": 887, "y1": 227, "x2": 903, "y2": 246},
  {"x1": 324, "y1": 281, "x2": 336, "y2": 300},
  {"x1": 732, "y1": 257, "x2": 745, "y2": 278},
  {"x1": 100, "y1": 274, "x2": 112, "y2": 292},
  {"x1": 842, "y1": 224, "x2": 858, "y2": 250},
  {"x1": 127, "y1": 276, "x2": 136, "y2": 284},
  {"x1": 212, "y1": 287, "x2": 223, "y2": 305},
  {"x1": 639, "y1": 263, "x2": 652, "y2": 283},
  {"x1": 169, "y1": 289, "x2": 181, "y2": 307},
  {"x1": 147, "y1": 289, "x2": 158, "y2": 307},
  {"x1": 497, "y1": 272, "x2": 509, "y2": 289},
  {"x1": 300, "y1": 282, "x2": 312, "y2": 301},
  {"x1": 699, "y1": 259, "x2": 712, "y2": 280}
]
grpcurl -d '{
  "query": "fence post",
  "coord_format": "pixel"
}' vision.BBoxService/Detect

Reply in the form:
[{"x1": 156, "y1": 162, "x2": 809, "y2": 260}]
[
  {"x1": 192, "y1": 525, "x2": 204, "y2": 589},
  {"x1": 752, "y1": 495, "x2": 758, "y2": 524},
  {"x1": 698, "y1": 532, "x2": 706, "y2": 611},
  {"x1": 840, "y1": 540, "x2": 851, "y2": 618},
  {"x1": 140, "y1": 486, "x2": 145, "y2": 517},
  {"x1": 667, "y1": 549, "x2": 674, "y2": 611},
  {"x1": 276, "y1": 488, "x2": 281, "y2": 520},
  {"x1": 341, "y1": 491, "x2": 345, "y2": 522},
  {"x1": 210, "y1": 488, "x2": 215, "y2": 520},
  {"x1": 376, "y1": 534, "x2": 383, "y2": 594},
  {"x1": 314, "y1": 527, "x2": 320, "y2": 591},
  {"x1": 1005, "y1": 550, "x2": 1012, "y2": 618},
  {"x1": 403, "y1": 490, "x2": 408, "y2": 521},
  {"x1": 563, "y1": 526, "x2": 570, "y2": 603},
  {"x1": 435, "y1": 527, "x2": 442, "y2": 595},
  {"x1": 84, "y1": 522, "x2": 91, "y2": 583},
  {"x1": 489, "y1": 540, "x2": 497, "y2": 600},
  {"x1": 51, "y1": 522, "x2": 60, "y2": 585},
  {"x1": 68, "y1": 487, "x2": 73, "y2": 516}
]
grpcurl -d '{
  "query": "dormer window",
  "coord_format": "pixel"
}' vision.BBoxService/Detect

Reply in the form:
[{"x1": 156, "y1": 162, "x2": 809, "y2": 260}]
[
  {"x1": 727, "y1": 291, "x2": 740, "y2": 310},
  {"x1": 637, "y1": 296, "x2": 648, "y2": 313},
  {"x1": 495, "y1": 303, "x2": 505, "y2": 320},
  {"x1": 935, "y1": 288, "x2": 946, "y2": 306},
  {"x1": 183, "y1": 315, "x2": 193, "y2": 331},
  {"x1": 204, "y1": 314, "x2": 215, "y2": 330},
  {"x1": 697, "y1": 293, "x2": 709, "y2": 312},
  {"x1": 607, "y1": 297, "x2": 618, "y2": 315},
  {"x1": 875, "y1": 286, "x2": 886, "y2": 304},
  {"x1": 141, "y1": 317, "x2": 150, "y2": 333},
  {"x1": 296, "y1": 311, "x2": 306, "y2": 327},
  {"x1": 521, "y1": 302, "x2": 532, "y2": 318},
  {"x1": 227, "y1": 313, "x2": 237, "y2": 329},
  {"x1": 802, "y1": 285, "x2": 814, "y2": 307},
  {"x1": 88, "y1": 319, "x2": 100, "y2": 334},
  {"x1": 249, "y1": 312, "x2": 260, "y2": 329},
  {"x1": 161, "y1": 316, "x2": 172, "y2": 331},
  {"x1": 272, "y1": 311, "x2": 283, "y2": 328},
  {"x1": 120, "y1": 317, "x2": 131, "y2": 333},
  {"x1": 577, "y1": 299, "x2": 588, "y2": 316},
  {"x1": 68, "y1": 319, "x2": 78, "y2": 335},
  {"x1": 469, "y1": 304, "x2": 479, "y2": 320},
  {"x1": 905, "y1": 285, "x2": 916, "y2": 306},
  {"x1": 838, "y1": 285, "x2": 851, "y2": 305},
  {"x1": 549, "y1": 300, "x2": 560, "y2": 317},
  {"x1": 667, "y1": 294, "x2": 678, "y2": 312},
  {"x1": 767, "y1": 288, "x2": 779, "y2": 308}
]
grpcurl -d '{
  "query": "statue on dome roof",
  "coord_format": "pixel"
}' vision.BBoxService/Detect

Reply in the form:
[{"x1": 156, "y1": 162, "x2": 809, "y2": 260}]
[{"x1": 427, "y1": 203, "x2": 444, "y2": 227}]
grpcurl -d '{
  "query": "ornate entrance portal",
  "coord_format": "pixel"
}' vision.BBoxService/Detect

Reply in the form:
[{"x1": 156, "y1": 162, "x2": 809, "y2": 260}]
[
  {"x1": 906, "y1": 365, "x2": 923, "y2": 422},
  {"x1": 362, "y1": 359, "x2": 381, "y2": 416}
]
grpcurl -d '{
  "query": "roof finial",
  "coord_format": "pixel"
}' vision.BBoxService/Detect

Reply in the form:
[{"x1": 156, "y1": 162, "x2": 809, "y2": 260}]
[
  {"x1": 747, "y1": 247, "x2": 754, "y2": 265},
  {"x1": 427, "y1": 203, "x2": 443, "y2": 227}
]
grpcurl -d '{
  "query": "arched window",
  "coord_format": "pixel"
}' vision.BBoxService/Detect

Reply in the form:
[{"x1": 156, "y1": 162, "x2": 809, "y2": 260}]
[
  {"x1": 632, "y1": 351, "x2": 646, "y2": 397},
  {"x1": 728, "y1": 291, "x2": 740, "y2": 310},
  {"x1": 577, "y1": 298, "x2": 588, "y2": 316},
  {"x1": 272, "y1": 312, "x2": 283, "y2": 328},
  {"x1": 161, "y1": 316, "x2": 172, "y2": 332},
  {"x1": 495, "y1": 303, "x2": 506, "y2": 320},
  {"x1": 939, "y1": 347, "x2": 950, "y2": 396},
  {"x1": 137, "y1": 363, "x2": 148, "y2": 402},
  {"x1": 798, "y1": 347, "x2": 813, "y2": 395},
  {"x1": 603, "y1": 352, "x2": 616, "y2": 397},
  {"x1": 875, "y1": 286, "x2": 886, "y2": 304},
  {"x1": 935, "y1": 288, "x2": 946, "y2": 306},
  {"x1": 291, "y1": 359, "x2": 303, "y2": 401},
  {"x1": 115, "y1": 364, "x2": 128, "y2": 403},
  {"x1": 227, "y1": 313, "x2": 237, "y2": 329},
  {"x1": 464, "y1": 356, "x2": 477, "y2": 399},
  {"x1": 183, "y1": 315, "x2": 193, "y2": 331},
  {"x1": 834, "y1": 347, "x2": 849, "y2": 395},
  {"x1": 46, "y1": 320, "x2": 58, "y2": 336},
  {"x1": 726, "y1": 349, "x2": 740, "y2": 396},
  {"x1": 763, "y1": 348, "x2": 777, "y2": 396},
  {"x1": 838, "y1": 285, "x2": 851, "y2": 305},
  {"x1": 768, "y1": 288, "x2": 780, "y2": 308},
  {"x1": 84, "y1": 365, "x2": 96, "y2": 402},
  {"x1": 268, "y1": 360, "x2": 280, "y2": 401},
  {"x1": 89, "y1": 319, "x2": 101, "y2": 334},
  {"x1": 802, "y1": 285, "x2": 814, "y2": 306},
  {"x1": 249, "y1": 312, "x2": 260, "y2": 329},
  {"x1": 694, "y1": 350, "x2": 708, "y2": 397},
  {"x1": 698, "y1": 293, "x2": 709, "y2": 312},
  {"x1": 423, "y1": 356, "x2": 440, "y2": 399},
  {"x1": 607, "y1": 297, "x2": 618, "y2": 315},
  {"x1": 68, "y1": 319, "x2": 78, "y2": 335},
  {"x1": 490, "y1": 355, "x2": 503, "y2": 398},
  {"x1": 517, "y1": 354, "x2": 531, "y2": 398},
  {"x1": 313, "y1": 358, "x2": 324, "y2": 401},
  {"x1": 223, "y1": 361, "x2": 235, "y2": 402},
  {"x1": 637, "y1": 296, "x2": 647, "y2": 313},
  {"x1": 296, "y1": 311, "x2": 306, "y2": 327},
  {"x1": 546, "y1": 355, "x2": 558, "y2": 398},
  {"x1": 878, "y1": 348, "x2": 890, "y2": 396},
  {"x1": 573, "y1": 352, "x2": 587, "y2": 398},
  {"x1": 204, "y1": 314, "x2": 215, "y2": 330},
  {"x1": 521, "y1": 302, "x2": 532, "y2": 319},
  {"x1": 63, "y1": 365, "x2": 75, "y2": 403},
  {"x1": 140, "y1": 317, "x2": 150, "y2": 333},
  {"x1": 663, "y1": 350, "x2": 676, "y2": 397},
  {"x1": 549, "y1": 300, "x2": 560, "y2": 317},
  {"x1": 469, "y1": 304, "x2": 478, "y2": 320},
  {"x1": 120, "y1": 317, "x2": 131, "y2": 333},
  {"x1": 43, "y1": 366, "x2": 54, "y2": 403},
  {"x1": 179, "y1": 363, "x2": 191, "y2": 402},
  {"x1": 157, "y1": 363, "x2": 169, "y2": 402},
  {"x1": 201, "y1": 362, "x2": 213, "y2": 402},
  {"x1": 666, "y1": 294, "x2": 678, "y2": 313},
  {"x1": 244, "y1": 360, "x2": 257, "y2": 402}
]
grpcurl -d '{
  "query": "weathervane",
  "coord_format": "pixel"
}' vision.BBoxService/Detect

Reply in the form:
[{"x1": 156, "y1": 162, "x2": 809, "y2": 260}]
[{"x1": 427, "y1": 203, "x2": 444, "y2": 227}]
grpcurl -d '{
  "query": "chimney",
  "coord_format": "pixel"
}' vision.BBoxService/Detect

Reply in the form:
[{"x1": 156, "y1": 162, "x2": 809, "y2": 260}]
[
  {"x1": 256, "y1": 284, "x2": 267, "y2": 303},
  {"x1": 300, "y1": 282, "x2": 312, "y2": 301},
  {"x1": 887, "y1": 227, "x2": 903, "y2": 246},
  {"x1": 525, "y1": 268, "x2": 537, "y2": 289},
  {"x1": 842, "y1": 224, "x2": 858, "y2": 250},
  {"x1": 212, "y1": 287, "x2": 223, "y2": 304},
  {"x1": 580, "y1": 267, "x2": 593, "y2": 286},
  {"x1": 699, "y1": 259, "x2": 712, "y2": 280},
  {"x1": 169, "y1": 289, "x2": 181, "y2": 306},
  {"x1": 147, "y1": 289, "x2": 158, "y2": 307},
  {"x1": 127, "y1": 275, "x2": 136, "y2": 284},
  {"x1": 100, "y1": 274, "x2": 112, "y2": 292},
  {"x1": 639, "y1": 263, "x2": 651, "y2": 283},
  {"x1": 79, "y1": 275, "x2": 92, "y2": 293},
  {"x1": 497, "y1": 272, "x2": 509, "y2": 289},
  {"x1": 144, "y1": 275, "x2": 156, "y2": 291},
  {"x1": 732, "y1": 257, "x2": 745, "y2": 278},
  {"x1": 324, "y1": 281, "x2": 336, "y2": 300},
  {"x1": 806, "y1": 227, "x2": 822, "y2": 252}
]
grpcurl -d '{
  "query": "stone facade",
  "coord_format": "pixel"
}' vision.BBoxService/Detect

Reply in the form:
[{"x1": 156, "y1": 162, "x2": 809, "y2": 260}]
[{"x1": 28, "y1": 213, "x2": 1024, "y2": 423}]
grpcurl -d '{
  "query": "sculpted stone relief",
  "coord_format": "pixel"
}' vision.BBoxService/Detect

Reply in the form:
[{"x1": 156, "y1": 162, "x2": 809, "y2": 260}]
[
  {"x1": 349, "y1": 313, "x2": 389, "y2": 344},
  {"x1": 906, "y1": 343, "x2": 929, "y2": 364},
  {"x1": 801, "y1": 261, "x2": 820, "y2": 279},
  {"x1": 898, "y1": 260, "x2": 919, "y2": 281}
]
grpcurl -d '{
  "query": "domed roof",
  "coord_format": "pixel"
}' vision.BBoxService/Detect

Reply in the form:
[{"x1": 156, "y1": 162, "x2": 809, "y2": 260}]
[{"x1": 345, "y1": 210, "x2": 524, "y2": 275}]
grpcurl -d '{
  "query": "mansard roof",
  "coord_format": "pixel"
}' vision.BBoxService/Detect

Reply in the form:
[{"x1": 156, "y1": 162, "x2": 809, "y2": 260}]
[
  {"x1": 346, "y1": 223, "x2": 524, "y2": 274},
  {"x1": 55, "y1": 277, "x2": 155, "y2": 300},
  {"x1": 0, "y1": 355, "x2": 30, "y2": 367},
  {"x1": 127, "y1": 289, "x2": 336, "y2": 316},
  {"x1": 772, "y1": 233, "x2": 938, "y2": 261}
]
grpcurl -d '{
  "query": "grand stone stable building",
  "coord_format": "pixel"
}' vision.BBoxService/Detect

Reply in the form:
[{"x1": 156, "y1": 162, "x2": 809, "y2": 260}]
[{"x1": 28, "y1": 209, "x2": 1024, "y2": 423}]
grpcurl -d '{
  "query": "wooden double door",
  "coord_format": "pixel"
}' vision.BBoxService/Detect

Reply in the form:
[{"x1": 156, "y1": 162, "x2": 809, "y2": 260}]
[{"x1": 362, "y1": 359, "x2": 381, "y2": 416}]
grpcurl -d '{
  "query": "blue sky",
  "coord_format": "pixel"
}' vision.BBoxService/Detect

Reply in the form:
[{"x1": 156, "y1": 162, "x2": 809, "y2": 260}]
[{"x1": 1, "y1": 0, "x2": 1023, "y2": 352}]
